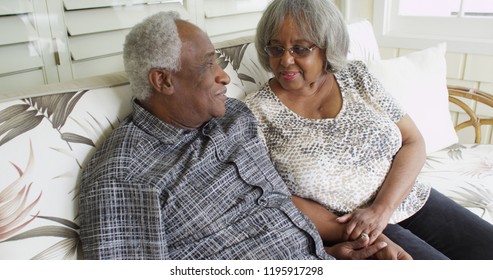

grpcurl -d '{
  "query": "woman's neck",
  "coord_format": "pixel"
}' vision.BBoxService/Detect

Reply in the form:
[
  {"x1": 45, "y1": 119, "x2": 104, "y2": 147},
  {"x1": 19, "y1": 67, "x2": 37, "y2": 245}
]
[{"x1": 272, "y1": 73, "x2": 342, "y2": 119}]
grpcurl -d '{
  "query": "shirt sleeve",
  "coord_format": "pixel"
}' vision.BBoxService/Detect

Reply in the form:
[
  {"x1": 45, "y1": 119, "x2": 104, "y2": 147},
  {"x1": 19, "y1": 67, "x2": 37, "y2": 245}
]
[
  {"x1": 79, "y1": 179, "x2": 168, "y2": 259},
  {"x1": 352, "y1": 61, "x2": 406, "y2": 123}
]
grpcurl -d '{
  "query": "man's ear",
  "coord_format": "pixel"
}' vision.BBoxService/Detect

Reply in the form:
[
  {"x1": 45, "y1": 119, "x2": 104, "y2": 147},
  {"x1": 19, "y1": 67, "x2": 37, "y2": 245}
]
[{"x1": 148, "y1": 68, "x2": 173, "y2": 95}]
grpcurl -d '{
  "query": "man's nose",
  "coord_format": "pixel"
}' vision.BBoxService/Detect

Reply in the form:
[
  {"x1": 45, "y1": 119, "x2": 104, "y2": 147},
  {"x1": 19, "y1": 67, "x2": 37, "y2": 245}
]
[{"x1": 217, "y1": 67, "x2": 231, "y2": 85}]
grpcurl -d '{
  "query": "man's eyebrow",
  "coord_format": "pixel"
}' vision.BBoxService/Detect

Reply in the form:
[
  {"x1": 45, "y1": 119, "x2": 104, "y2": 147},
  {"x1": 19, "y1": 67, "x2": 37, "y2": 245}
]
[{"x1": 204, "y1": 51, "x2": 217, "y2": 60}]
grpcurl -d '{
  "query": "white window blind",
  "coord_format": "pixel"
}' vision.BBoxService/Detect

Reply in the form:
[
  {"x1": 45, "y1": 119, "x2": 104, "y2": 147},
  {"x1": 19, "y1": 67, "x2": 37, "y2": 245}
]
[
  {"x1": 203, "y1": 0, "x2": 269, "y2": 42},
  {"x1": 0, "y1": 0, "x2": 271, "y2": 94},
  {"x1": 62, "y1": 0, "x2": 188, "y2": 79},
  {"x1": 0, "y1": 0, "x2": 44, "y2": 86}
]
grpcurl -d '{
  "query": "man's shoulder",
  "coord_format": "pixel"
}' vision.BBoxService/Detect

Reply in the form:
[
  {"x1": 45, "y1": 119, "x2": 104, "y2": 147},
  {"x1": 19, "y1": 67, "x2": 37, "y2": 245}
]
[
  {"x1": 81, "y1": 119, "x2": 150, "y2": 180},
  {"x1": 225, "y1": 97, "x2": 249, "y2": 112},
  {"x1": 223, "y1": 98, "x2": 257, "y2": 123},
  {"x1": 203, "y1": 98, "x2": 259, "y2": 144},
  {"x1": 102, "y1": 118, "x2": 146, "y2": 152},
  {"x1": 221, "y1": 98, "x2": 257, "y2": 123}
]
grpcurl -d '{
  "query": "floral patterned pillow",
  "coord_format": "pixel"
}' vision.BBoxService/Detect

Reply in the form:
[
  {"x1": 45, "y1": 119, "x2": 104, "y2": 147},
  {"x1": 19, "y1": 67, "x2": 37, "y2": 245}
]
[
  {"x1": 216, "y1": 40, "x2": 272, "y2": 100},
  {"x1": 0, "y1": 84, "x2": 132, "y2": 259}
]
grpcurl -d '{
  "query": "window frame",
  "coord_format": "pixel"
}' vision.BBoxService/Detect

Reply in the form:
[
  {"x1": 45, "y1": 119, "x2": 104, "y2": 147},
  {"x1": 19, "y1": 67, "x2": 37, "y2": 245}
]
[{"x1": 373, "y1": 0, "x2": 493, "y2": 55}]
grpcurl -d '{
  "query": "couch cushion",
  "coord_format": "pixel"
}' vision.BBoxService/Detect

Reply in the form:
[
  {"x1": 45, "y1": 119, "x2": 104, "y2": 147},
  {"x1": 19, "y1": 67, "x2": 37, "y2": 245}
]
[
  {"x1": 0, "y1": 82, "x2": 132, "y2": 259},
  {"x1": 420, "y1": 144, "x2": 493, "y2": 224}
]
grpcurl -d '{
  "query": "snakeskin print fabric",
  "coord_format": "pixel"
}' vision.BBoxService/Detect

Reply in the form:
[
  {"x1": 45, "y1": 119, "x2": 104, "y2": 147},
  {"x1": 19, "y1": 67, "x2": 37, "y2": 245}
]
[{"x1": 245, "y1": 61, "x2": 431, "y2": 223}]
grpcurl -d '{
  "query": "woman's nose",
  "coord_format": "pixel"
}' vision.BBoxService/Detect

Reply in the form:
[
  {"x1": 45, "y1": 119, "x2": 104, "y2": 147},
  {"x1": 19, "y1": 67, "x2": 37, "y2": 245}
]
[{"x1": 280, "y1": 50, "x2": 295, "y2": 67}]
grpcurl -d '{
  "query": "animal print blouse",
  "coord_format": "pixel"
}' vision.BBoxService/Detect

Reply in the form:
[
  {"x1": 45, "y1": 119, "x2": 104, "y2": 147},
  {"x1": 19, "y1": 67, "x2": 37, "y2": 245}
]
[{"x1": 245, "y1": 61, "x2": 431, "y2": 223}]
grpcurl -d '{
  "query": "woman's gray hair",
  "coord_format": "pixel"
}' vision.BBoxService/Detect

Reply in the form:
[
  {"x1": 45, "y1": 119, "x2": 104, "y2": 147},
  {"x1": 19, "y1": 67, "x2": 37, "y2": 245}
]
[
  {"x1": 123, "y1": 11, "x2": 182, "y2": 101},
  {"x1": 256, "y1": 0, "x2": 349, "y2": 73}
]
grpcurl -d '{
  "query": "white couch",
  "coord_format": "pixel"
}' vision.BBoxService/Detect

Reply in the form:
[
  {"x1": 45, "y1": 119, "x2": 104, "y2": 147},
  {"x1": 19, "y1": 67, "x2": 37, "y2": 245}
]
[{"x1": 1, "y1": 21, "x2": 492, "y2": 259}]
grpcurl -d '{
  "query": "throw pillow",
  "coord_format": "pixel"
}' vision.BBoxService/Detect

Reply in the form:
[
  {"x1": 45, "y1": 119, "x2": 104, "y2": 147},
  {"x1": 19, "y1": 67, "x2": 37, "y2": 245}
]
[
  {"x1": 366, "y1": 43, "x2": 458, "y2": 154},
  {"x1": 347, "y1": 20, "x2": 381, "y2": 61}
]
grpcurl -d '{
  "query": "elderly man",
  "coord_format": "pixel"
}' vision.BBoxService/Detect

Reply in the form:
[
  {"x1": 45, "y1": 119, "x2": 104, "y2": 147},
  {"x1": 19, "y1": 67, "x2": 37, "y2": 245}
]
[{"x1": 78, "y1": 11, "x2": 407, "y2": 260}]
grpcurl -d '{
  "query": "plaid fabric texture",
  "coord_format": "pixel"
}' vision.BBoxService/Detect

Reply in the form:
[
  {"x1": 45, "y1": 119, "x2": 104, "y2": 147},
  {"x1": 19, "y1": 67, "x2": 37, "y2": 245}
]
[{"x1": 79, "y1": 98, "x2": 332, "y2": 260}]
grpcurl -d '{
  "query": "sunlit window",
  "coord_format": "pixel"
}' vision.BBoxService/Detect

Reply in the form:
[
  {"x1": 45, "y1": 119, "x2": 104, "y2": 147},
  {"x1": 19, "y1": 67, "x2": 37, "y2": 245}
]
[
  {"x1": 373, "y1": 0, "x2": 493, "y2": 55},
  {"x1": 399, "y1": 0, "x2": 493, "y2": 17}
]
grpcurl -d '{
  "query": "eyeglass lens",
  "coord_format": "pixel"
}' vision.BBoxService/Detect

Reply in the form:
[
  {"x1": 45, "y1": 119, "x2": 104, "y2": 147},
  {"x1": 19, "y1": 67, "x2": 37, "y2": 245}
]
[{"x1": 264, "y1": 46, "x2": 315, "y2": 57}]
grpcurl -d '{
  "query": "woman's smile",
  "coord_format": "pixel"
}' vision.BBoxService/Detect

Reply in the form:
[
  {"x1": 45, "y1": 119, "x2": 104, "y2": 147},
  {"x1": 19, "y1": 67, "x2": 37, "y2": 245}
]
[{"x1": 279, "y1": 70, "x2": 300, "y2": 81}]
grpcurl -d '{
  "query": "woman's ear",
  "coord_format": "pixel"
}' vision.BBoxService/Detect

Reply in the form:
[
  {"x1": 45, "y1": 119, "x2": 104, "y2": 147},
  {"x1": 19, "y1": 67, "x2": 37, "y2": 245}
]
[{"x1": 148, "y1": 68, "x2": 173, "y2": 95}]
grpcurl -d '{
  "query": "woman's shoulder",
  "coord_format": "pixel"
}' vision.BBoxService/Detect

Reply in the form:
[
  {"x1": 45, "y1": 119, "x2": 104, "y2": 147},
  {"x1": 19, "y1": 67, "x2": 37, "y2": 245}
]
[
  {"x1": 339, "y1": 60, "x2": 370, "y2": 77},
  {"x1": 244, "y1": 82, "x2": 272, "y2": 105},
  {"x1": 243, "y1": 81, "x2": 285, "y2": 122},
  {"x1": 337, "y1": 60, "x2": 377, "y2": 89}
]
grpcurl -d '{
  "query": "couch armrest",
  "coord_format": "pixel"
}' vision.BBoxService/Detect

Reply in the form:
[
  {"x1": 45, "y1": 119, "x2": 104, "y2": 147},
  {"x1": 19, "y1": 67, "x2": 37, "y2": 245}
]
[{"x1": 448, "y1": 86, "x2": 493, "y2": 144}]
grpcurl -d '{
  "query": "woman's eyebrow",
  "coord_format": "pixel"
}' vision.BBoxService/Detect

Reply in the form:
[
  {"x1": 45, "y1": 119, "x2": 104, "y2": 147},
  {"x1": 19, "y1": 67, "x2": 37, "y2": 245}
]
[{"x1": 269, "y1": 39, "x2": 311, "y2": 44}]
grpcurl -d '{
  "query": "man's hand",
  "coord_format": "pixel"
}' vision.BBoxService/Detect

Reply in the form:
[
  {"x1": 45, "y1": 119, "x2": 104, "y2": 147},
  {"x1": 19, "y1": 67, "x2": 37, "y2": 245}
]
[
  {"x1": 324, "y1": 233, "x2": 388, "y2": 260},
  {"x1": 325, "y1": 233, "x2": 413, "y2": 260},
  {"x1": 371, "y1": 234, "x2": 413, "y2": 260}
]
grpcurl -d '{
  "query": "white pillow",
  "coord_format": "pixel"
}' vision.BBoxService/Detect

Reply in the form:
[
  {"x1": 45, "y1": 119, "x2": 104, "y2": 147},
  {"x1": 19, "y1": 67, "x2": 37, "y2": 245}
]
[
  {"x1": 366, "y1": 43, "x2": 458, "y2": 154},
  {"x1": 347, "y1": 20, "x2": 381, "y2": 61}
]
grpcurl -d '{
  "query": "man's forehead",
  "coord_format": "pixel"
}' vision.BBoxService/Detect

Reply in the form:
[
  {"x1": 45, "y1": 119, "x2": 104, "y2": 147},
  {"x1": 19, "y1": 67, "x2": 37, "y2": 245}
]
[
  {"x1": 176, "y1": 19, "x2": 204, "y2": 39},
  {"x1": 177, "y1": 21, "x2": 212, "y2": 45}
]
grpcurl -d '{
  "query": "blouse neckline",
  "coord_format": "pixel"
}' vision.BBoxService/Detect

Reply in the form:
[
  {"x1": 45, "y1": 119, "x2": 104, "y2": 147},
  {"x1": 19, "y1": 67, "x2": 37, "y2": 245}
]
[{"x1": 265, "y1": 73, "x2": 346, "y2": 123}]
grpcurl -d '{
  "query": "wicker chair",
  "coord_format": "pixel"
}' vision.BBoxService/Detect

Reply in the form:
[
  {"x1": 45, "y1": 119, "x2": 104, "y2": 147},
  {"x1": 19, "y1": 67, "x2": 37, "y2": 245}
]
[{"x1": 448, "y1": 86, "x2": 493, "y2": 144}]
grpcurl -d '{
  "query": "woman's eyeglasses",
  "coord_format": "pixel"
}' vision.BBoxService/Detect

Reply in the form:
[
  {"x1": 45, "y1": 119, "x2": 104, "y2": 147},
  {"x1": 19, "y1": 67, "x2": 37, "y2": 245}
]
[{"x1": 263, "y1": 45, "x2": 317, "y2": 58}]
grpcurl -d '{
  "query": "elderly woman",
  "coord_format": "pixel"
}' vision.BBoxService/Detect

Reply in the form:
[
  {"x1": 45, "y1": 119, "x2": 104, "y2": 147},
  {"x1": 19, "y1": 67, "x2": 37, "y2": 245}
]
[{"x1": 245, "y1": 0, "x2": 493, "y2": 260}]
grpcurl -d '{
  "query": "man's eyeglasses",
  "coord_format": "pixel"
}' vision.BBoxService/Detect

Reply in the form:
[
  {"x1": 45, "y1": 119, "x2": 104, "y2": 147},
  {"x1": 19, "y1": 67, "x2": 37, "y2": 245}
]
[{"x1": 263, "y1": 45, "x2": 317, "y2": 58}]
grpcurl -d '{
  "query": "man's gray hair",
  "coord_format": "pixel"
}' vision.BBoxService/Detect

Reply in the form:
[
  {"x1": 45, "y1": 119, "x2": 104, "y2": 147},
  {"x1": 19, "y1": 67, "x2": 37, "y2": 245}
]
[
  {"x1": 123, "y1": 11, "x2": 182, "y2": 101},
  {"x1": 256, "y1": 0, "x2": 349, "y2": 73}
]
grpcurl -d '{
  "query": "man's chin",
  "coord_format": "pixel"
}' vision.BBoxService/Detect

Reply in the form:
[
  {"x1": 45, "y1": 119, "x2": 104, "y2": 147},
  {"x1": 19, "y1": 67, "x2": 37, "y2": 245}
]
[{"x1": 213, "y1": 106, "x2": 227, "y2": 118}]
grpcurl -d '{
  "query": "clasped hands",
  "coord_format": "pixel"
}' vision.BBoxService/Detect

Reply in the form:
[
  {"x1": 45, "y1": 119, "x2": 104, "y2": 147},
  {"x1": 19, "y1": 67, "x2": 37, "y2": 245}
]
[{"x1": 325, "y1": 207, "x2": 412, "y2": 260}]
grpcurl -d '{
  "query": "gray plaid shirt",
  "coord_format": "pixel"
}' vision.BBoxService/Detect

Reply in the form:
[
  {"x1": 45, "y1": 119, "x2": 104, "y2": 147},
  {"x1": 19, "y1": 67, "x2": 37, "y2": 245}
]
[{"x1": 79, "y1": 98, "x2": 332, "y2": 260}]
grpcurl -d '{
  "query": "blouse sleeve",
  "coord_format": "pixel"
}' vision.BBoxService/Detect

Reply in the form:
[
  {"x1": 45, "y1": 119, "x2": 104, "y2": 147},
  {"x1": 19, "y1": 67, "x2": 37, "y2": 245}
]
[
  {"x1": 350, "y1": 61, "x2": 406, "y2": 123},
  {"x1": 244, "y1": 88, "x2": 271, "y2": 151}
]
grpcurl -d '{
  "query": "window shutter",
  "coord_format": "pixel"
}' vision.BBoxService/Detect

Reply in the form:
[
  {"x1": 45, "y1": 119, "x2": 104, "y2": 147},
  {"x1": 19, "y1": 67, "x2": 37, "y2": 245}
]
[
  {"x1": 203, "y1": 0, "x2": 269, "y2": 43},
  {"x1": 0, "y1": 0, "x2": 47, "y2": 92},
  {"x1": 62, "y1": 0, "x2": 189, "y2": 79},
  {"x1": 0, "y1": 0, "x2": 270, "y2": 97}
]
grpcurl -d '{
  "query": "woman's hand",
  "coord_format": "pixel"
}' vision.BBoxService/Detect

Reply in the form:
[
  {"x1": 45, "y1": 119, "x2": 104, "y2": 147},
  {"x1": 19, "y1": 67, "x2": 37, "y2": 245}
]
[{"x1": 337, "y1": 205, "x2": 392, "y2": 244}]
